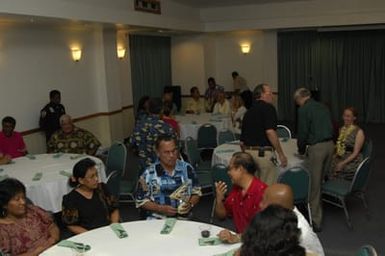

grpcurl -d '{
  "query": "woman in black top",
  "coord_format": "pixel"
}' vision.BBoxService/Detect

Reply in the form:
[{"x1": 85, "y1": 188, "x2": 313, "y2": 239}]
[{"x1": 62, "y1": 158, "x2": 120, "y2": 234}]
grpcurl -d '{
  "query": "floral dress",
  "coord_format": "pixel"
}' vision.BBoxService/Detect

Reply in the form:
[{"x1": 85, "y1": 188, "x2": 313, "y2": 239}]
[{"x1": 331, "y1": 125, "x2": 363, "y2": 180}]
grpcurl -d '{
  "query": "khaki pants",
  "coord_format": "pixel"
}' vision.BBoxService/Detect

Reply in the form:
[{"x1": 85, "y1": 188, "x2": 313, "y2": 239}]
[
  {"x1": 305, "y1": 140, "x2": 334, "y2": 227},
  {"x1": 245, "y1": 150, "x2": 278, "y2": 185}
]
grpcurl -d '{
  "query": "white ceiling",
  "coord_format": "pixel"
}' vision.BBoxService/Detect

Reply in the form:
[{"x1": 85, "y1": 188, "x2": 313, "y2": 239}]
[{"x1": 173, "y1": 0, "x2": 307, "y2": 8}]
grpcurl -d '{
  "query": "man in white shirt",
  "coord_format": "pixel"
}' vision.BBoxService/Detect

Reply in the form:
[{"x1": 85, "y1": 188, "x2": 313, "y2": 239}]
[
  {"x1": 259, "y1": 183, "x2": 325, "y2": 256},
  {"x1": 212, "y1": 90, "x2": 231, "y2": 115}
]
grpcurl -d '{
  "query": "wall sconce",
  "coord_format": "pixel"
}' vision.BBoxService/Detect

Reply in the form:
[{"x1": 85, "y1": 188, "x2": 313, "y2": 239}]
[
  {"x1": 117, "y1": 47, "x2": 126, "y2": 59},
  {"x1": 241, "y1": 44, "x2": 250, "y2": 54},
  {"x1": 71, "y1": 48, "x2": 82, "y2": 62}
]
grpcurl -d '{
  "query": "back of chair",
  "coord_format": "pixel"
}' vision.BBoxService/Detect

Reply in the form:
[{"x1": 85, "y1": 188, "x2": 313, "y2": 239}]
[
  {"x1": 106, "y1": 141, "x2": 127, "y2": 177},
  {"x1": 185, "y1": 137, "x2": 200, "y2": 166},
  {"x1": 362, "y1": 138, "x2": 373, "y2": 159},
  {"x1": 278, "y1": 166, "x2": 310, "y2": 203},
  {"x1": 356, "y1": 245, "x2": 378, "y2": 256},
  {"x1": 106, "y1": 170, "x2": 122, "y2": 199},
  {"x1": 218, "y1": 130, "x2": 236, "y2": 145},
  {"x1": 197, "y1": 123, "x2": 217, "y2": 149},
  {"x1": 276, "y1": 125, "x2": 292, "y2": 139},
  {"x1": 211, "y1": 164, "x2": 232, "y2": 195},
  {"x1": 350, "y1": 157, "x2": 371, "y2": 193}
]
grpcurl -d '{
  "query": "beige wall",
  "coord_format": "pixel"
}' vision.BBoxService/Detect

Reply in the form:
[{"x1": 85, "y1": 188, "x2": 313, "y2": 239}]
[{"x1": 171, "y1": 30, "x2": 278, "y2": 94}]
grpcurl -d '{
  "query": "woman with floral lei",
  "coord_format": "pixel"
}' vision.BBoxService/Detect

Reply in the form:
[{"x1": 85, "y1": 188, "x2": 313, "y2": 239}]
[{"x1": 330, "y1": 107, "x2": 365, "y2": 180}]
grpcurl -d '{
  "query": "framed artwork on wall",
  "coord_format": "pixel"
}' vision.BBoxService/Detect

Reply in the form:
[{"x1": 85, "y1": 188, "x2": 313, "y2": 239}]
[{"x1": 134, "y1": 0, "x2": 161, "y2": 14}]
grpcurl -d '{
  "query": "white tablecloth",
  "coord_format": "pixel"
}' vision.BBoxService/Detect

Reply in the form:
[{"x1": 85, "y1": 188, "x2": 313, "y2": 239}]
[
  {"x1": 212, "y1": 139, "x2": 303, "y2": 173},
  {"x1": 41, "y1": 220, "x2": 240, "y2": 256},
  {"x1": 0, "y1": 154, "x2": 106, "y2": 213},
  {"x1": 175, "y1": 113, "x2": 232, "y2": 140}
]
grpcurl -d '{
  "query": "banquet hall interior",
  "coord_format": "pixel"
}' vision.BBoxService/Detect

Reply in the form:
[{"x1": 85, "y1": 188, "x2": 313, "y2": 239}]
[{"x1": 0, "y1": 0, "x2": 384, "y2": 255}]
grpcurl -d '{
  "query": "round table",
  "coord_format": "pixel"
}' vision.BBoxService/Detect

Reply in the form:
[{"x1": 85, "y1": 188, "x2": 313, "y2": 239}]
[
  {"x1": 0, "y1": 153, "x2": 106, "y2": 212},
  {"x1": 41, "y1": 220, "x2": 240, "y2": 256},
  {"x1": 212, "y1": 139, "x2": 303, "y2": 172},
  {"x1": 175, "y1": 113, "x2": 232, "y2": 140}
]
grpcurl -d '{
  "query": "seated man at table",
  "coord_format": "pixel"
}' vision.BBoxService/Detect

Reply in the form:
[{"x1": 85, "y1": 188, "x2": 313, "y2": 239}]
[
  {"x1": 259, "y1": 183, "x2": 325, "y2": 256},
  {"x1": 215, "y1": 152, "x2": 267, "y2": 243},
  {"x1": 130, "y1": 97, "x2": 176, "y2": 169},
  {"x1": 135, "y1": 135, "x2": 201, "y2": 219},
  {"x1": 0, "y1": 116, "x2": 27, "y2": 158},
  {"x1": 47, "y1": 114, "x2": 101, "y2": 155},
  {"x1": 185, "y1": 86, "x2": 205, "y2": 114},
  {"x1": 213, "y1": 90, "x2": 231, "y2": 116}
]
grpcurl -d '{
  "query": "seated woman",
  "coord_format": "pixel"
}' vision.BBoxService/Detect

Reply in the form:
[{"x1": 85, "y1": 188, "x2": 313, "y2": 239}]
[
  {"x1": 213, "y1": 90, "x2": 231, "y2": 116},
  {"x1": 0, "y1": 178, "x2": 59, "y2": 255},
  {"x1": 239, "y1": 205, "x2": 306, "y2": 256},
  {"x1": 231, "y1": 95, "x2": 247, "y2": 133},
  {"x1": 331, "y1": 107, "x2": 365, "y2": 180},
  {"x1": 136, "y1": 96, "x2": 150, "y2": 124},
  {"x1": 62, "y1": 158, "x2": 120, "y2": 235}
]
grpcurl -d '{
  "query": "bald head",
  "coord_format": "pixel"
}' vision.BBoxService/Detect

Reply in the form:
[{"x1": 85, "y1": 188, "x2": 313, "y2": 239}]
[{"x1": 260, "y1": 183, "x2": 294, "y2": 210}]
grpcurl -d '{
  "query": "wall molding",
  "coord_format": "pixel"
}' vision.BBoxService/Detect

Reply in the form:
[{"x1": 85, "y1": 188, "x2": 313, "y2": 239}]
[{"x1": 21, "y1": 105, "x2": 134, "y2": 136}]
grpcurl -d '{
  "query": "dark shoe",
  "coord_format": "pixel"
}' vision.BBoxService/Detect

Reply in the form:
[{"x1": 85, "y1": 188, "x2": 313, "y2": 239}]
[{"x1": 312, "y1": 223, "x2": 322, "y2": 233}]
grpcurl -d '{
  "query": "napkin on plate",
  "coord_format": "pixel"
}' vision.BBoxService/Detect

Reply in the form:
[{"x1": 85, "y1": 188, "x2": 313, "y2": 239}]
[
  {"x1": 213, "y1": 248, "x2": 239, "y2": 256},
  {"x1": 110, "y1": 223, "x2": 128, "y2": 238},
  {"x1": 198, "y1": 237, "x2": 222, "y2": 246},
  {"x1": 160, "y1": 218, "x2": 177, "y2": 234},
  {"x1": 57, "y1": 240, "x2": 91, "y2": 252},
  {"x1": 32, "y1": 172, "x2": 43, "y2": 181},
  {"x1": 59, "y1": 170, "x2": 72, "y2": 177}
]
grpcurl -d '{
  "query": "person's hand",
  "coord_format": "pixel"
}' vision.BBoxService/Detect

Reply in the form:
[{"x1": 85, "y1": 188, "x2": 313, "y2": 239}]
[
  {"x1": 279, "y1": 154, "x2": 288, "y2": 167},
  {"x1": 217, "y1": 229, "x2": 240, "y2": 244},
  {"x1": 159, "y1": 205, "x2": 178, "y2": 216},
  {"x1": 335, "y1": 162, "x2": 346, "y2": 173},
  {"x1": 0, "y1": 154, "x2": 11, "y2": 165},
  {"x1": 178, "y1": 201, "x2": 192, "y2": 215},
  {"x1": 215, "y1": 181, "x2": 228, "y2": 202}
]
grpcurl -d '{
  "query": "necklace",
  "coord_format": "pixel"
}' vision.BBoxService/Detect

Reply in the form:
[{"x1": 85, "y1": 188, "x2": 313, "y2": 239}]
[{"x1": 336, "y1": 125, "x2": 356, "y2": 156}]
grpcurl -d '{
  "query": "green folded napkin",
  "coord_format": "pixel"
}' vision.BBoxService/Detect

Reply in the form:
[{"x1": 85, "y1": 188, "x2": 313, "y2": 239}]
[
  {"x1": 160, "y1": 218, "x2": 177, "y2": 234},
  {"x1": 0, "y1": 175, "x2": 9, "y2": 181},
  {"x1": 0, "y1": 168, "x2": 3, "y2": 173},
  {"x1": 198, "y1": 237, "x2": 222, "y2": 246},
  {"x1": 213, "y1": 248, "x2": 239, "y2": 256},
  {"x1": 32, "y1": 172, "x2": 43, "y2": 181},
  {"x1": 216, "y1": 149, "x2": 236, "y2": 154},
  {"x1": 26, "y1": 154, "x2": 36, "y2": 160},
  {"x1": 59, "y1": 170, "x2": 72, "y2": 177},
  {"x1": 110, "y1": 223, "x2": 128, "y2": 238},
  {"x1": 57, "y1": 240, "x2": 91, "y2": 252},
  {"x1": 52, "y1": 153, "x2": 63, "y2": 158}
]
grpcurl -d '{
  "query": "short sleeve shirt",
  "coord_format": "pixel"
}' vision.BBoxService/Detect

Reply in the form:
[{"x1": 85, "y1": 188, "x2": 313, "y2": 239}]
[
  {"x1": 241, "y1": 100, "x2": 277, "y2": 146},
  {"x1": 0, "y1": 131, "x2": 26, "y2": 158},
  {"x1": 224, "y1": 177, "x2": 267, "y2": 233}
]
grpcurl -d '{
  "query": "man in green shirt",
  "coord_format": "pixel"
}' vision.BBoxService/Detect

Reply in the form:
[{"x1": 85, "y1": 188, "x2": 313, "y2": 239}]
[{"x1": 294, "y1": 88, "x2": 334, "y2": 232}]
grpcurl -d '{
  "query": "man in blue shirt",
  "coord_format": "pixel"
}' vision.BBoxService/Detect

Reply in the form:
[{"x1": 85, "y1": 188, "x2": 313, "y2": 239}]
[{"x1": 135, "y1": 135, "x2": 201, "y2": 219}]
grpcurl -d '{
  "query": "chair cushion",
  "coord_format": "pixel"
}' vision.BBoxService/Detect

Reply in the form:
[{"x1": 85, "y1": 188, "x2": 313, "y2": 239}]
[{"x1": 322, "y1": 179, "x2": 351, "y2": 197}]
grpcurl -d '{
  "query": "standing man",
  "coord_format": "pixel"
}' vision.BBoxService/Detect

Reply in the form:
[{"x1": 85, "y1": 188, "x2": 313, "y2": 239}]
[
  {"x1": 231, "y1": 71, "x2": 249, "y2": 94},
  {"x1": 40, "y1": 90, "x2": 66, "y2": 143},
  {"x1": 240, "y1": 84, "x2": 287, "y2": 185},
  {"x1": 294, "y1": 87, "x2": 334, "y2": 231}
]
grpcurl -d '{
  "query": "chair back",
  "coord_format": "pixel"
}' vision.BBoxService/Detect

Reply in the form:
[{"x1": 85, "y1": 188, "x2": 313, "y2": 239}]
[
  {"x1": 218, "y1": 130, "x2": 236, "y2": 145},
  {"x1": 197, "y1": 123, "x2": 217, "y2": 149},
  {"x1": 184, "y1": 136, "x2": 200, "y2": 166},
  {"x1": 356, "y1": 245, "x2": 378, "y2": 256},
  {"x1": 276, "y1": 125, "x2": 292, "y2": 139},
  {"x1": 362, "y1": 138, "x2": 373, "y2": 159},
  {"x1": 106, "y1": 141, "x2": 127, "y2": 177},
  {"x1": 350, "y1": 157, "x2": 371, "y2": 193},
  {"x1": 278, "y1": 166, "x2": 310, "y2": 204},
  {"x1": 106, "y1": 170, "x2": 122, "y2": 199},
  {"x1": 211, "y1": 164, "x2": 233, "y2": 195}
]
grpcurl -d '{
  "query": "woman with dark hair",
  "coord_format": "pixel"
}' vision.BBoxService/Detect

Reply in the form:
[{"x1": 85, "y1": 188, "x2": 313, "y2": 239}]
[
  {"x1": 330, "y1": 107, "x2": 365, "y2": 180},
  {"x1": 61, "y1": 158, "x2": 120, "y2": 235},
  {"x1": 136, "y1": 96, "x2": 150, "y2": 123},
  {"x1": 240, "y1": 205, "x2": 306, "y2": 256},
  {"x1": 0, "y1": 178, "x2": 59, "y2": 255}
]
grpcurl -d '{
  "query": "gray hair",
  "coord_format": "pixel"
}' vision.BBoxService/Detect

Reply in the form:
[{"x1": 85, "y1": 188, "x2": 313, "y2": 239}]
[
  {"x1": 253, "y1": 83, "x2": 268, "y2": 99},
  {"x1": 59, "y1": 114, "x2": 72, "y2": 124},
  {"x1": 293, "y1": 88, "x2": 311, "y2": 100}
]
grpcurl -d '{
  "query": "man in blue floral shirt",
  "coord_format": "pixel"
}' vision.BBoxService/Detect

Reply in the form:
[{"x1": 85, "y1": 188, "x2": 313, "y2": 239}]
[
  {"x1": 135, "y1": 135, "x2": 201, "y2": 219},
  {"x1": 129, "y1": 97, "x2": 176, "y2": 169}
]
